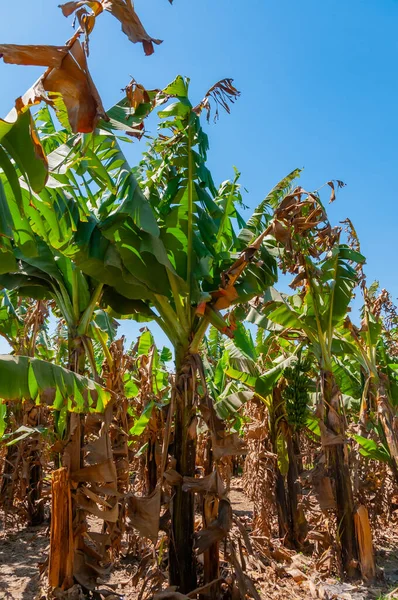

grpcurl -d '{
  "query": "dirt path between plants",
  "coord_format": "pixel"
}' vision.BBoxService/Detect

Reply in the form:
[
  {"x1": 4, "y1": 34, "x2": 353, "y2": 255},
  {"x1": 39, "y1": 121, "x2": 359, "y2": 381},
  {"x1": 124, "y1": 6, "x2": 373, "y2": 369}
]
[
  {"x1": 1, "y1": 479, "x2": 398, "y2": 599},
  {"x1": 0, "y1": 520, "x2": 48, "y2": 600}
]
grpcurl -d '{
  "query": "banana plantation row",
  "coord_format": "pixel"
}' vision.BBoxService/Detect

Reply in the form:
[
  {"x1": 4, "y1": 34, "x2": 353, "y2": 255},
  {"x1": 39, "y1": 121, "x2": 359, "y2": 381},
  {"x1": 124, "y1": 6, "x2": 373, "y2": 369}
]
[{"x1": 0, "y1": 3, "x2": 397, "y2": 598}]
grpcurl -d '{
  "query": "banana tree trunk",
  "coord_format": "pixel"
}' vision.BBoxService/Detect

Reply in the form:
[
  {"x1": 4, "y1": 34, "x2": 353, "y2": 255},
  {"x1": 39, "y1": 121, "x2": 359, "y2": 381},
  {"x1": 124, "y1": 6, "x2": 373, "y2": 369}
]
[
  {"x1": 293, "y1": 432, "x2": 303, "y2": 474},
  {"x1": 49, "y1": 337, "x2": 85, "y2": 589},
  {"x1": 275, "y1": 469, "x2": 290, "y2": 539},
  {"x1": 0, "y1": 402, "x2": 45, "y2": 525},
  {"x1": 358, "y1": 370, "x2": 371, "y2": 433},
  {"x1": 201, "y1": 434, "x2": 219, "y2": 600},
  {"x1": 270, "y1": 389, "x2": 289, "y2": 539},
  {"x1": 146, "y1": 437, "x2": 158, "y2": 494},
  {"x1": 271, "y1": 387, "x2": 307, "y2": 547},
  {"x1": 48, "y1": 467, "x2": 74, "y2": 589},
  {"x1": 283, "y1": 423, "x2": 308, "y2": 547},
  {"x1": 0, "y1": 402, "x2": 22, "y2": 512},
  {"x1": 106, "y1": 397, "x2": 129, "y2": 555},
  {"x1": 169, "y1": 350, "x2": 197, "y2": 593},
  {"x1": 0, "y1": 443, "x2": 19, "y2": 511},
  {"x1": 27, "y1": 450, "x2": 44, "y2": 525},
  {"x1": 322, "y1": 371, "x2": 359, "y2": 577},
  {"x1": 377, "y1": 382, "x2": 398, "y2": 486},
  {"x1": 25, "y1": 405, "x2": 44, "y2": 526}
]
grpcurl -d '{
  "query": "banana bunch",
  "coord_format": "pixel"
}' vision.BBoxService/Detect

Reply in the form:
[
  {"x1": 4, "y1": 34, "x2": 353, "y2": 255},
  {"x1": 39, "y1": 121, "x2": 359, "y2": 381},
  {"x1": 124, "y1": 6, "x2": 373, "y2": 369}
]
[{"x1": 282, "y1": 357, "x2": 311, "y2": 430}]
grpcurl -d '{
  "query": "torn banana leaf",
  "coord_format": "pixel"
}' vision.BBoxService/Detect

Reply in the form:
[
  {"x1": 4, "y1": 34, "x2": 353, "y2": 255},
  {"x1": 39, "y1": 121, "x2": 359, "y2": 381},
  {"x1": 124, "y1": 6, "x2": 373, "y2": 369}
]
[
  {"x1": 71, "y1": 458, "x2": 117, "y2": 483},
  {"x1": 76, "y1": 488, "x2": 118, "y2": 522},
  {"x1": 194, "y1": 498, "x2": 232, "y2": 554},
  {"x1": 59, "y1": 0, "x2": 162, "y2": 55},
  {"x1": 0, "y1": 40, "x2": 106, "y2": 133},
  {"x1": 73, "y1": 549, "x2": 111, "y2": 590},
  {"x1": 127, "y1": 486, "x2": 161, "y2": 542},
  {"x1": 164, "y1": 468, "x2": 183, "y2": 486},
  {"x1": 84, "y1": 433, "x2": 113, "y2": 465},
  {"x1": 182, "y1": 470, "x2": 225, "y2": 497},
  {"x1": 211, "y1": 432, "x2": 247, "y2": 460}
]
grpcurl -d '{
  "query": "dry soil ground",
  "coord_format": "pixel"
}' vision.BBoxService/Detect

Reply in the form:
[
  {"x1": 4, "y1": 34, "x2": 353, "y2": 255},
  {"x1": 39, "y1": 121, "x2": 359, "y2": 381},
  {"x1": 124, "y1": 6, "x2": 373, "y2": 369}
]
[{"x1": 1, "y1": 479, "x2": 398, "y2": 600}]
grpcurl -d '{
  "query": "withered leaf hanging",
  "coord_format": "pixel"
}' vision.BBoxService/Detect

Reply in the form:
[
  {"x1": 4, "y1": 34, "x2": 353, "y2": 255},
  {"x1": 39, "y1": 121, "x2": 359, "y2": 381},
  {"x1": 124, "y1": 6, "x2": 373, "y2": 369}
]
[
  {"x1": 60, "y1": 0, "x2": 162, "y2": 55},
  {"x1": 71, "y1": 458, "x2": 117, "y2": 483},
  {"x1": 0, "y1": 40, "x2": 107, "y2": 133},
  {"x1": 0, "y1": 44, "x2": 69, "y2": 67},
  {"x1": 194, "y1": 499, "x2": 232, "y2": 554},
  {"x1": 327, "y1": 179, "x2": 346, "y2": 203},
  {"x1": 193, "y1": 78, "x2": 241, "y2": 123},
  {"x1": 211, "y1": 431, "x2": 247, "y2": 460},
  {"x1": 182, "y1": 470, "x2": 225, "y2": 496},
  {"x1": 127, "y1": 486, "x2": 161, "y2": 541},
  {"x1": 103, "y1": 0, "x2": 162, "y2": 55}
]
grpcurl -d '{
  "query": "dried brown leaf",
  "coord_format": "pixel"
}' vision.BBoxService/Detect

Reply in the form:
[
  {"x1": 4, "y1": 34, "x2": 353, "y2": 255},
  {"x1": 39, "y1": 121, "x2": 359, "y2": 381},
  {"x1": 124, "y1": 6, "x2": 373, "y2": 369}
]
[
  {"x1": 228, "y1": 543, "x2": 261, "y2": 600},
  {"x1": 194, "y1": 78, "x2": 240, "y2": 123},
  {"x1": 163, "y1": 468, "x2": 183, "y2": 486},
  {"x1": 0, "y1": 44, "x2": 68, "y2": 67},
  {"x1": 43, "y1": 39, "x2": 106, "y2": 132},
  {"x1": 290, "y1": 270, "x2": 307, "y2": 289},
  {"x1": 124, "y1": 78, "x2": 151, "y2": 109},
  {"x1": 270, "y1": 546, "x2": 293, "y2": 563},
  {"x1": 212, "y1": 285, "x2": 239, "y2": 310},
  {"x1": 0, "y1": 40, "x2": 106, "y2": 133},
  {"x1": 286, "y1": 567, "x2": 307, "y2": 583},
  {"x1": 314, "y1": 476, "x2": 336, "y2": 511},
  {"x1": 59, "y1": 1, "x2": 103, "y2": 17},
  {"x1": 102, "y1": 0, "x2": 162, "y2": 55},
  {"x1": 327, "y1": 180, "x2": 346, "y2": 203},
  {"x1": 319, "y1": 421, "x2": 345, "y2": 447},
  {"x1": 194, "y1": 499, "x2": 232, "y2": 554},
  {"x1": 80, "y1": 485, "x2": 112, "y2": 508},
  {"x1": 354, "y1": 505, "x2": 375, "y2": 581},
  {"x1": 73, "y1": 549, "x2": 111, "y2": 590},
  {"x1": 182, "y1": 470, "x2": 225, "y2": 496},
  {"x1": 127, "y1": 486, "x2": 161, "y2": 541},
  {"x1": 272, "y1": 220, "x2": 291, "y2": 245},
  {"x1": 84, "y1": 434, "x2": 112, "y2": 465},
  {"x1": 76, "y1": 489, "x2": 118, "y2": 521},
  {"x1": 212, "y1": 432, "x2": 247, "y2": 460},
  {"x1": 86, "y1": 531, "x2": 111, "y2": 554},
  {"x1": 90, "y1": 484, "x2": 123, "y2": 498},
  {"x1": 71, "y1": 458, "x2": 117, "y2": 484}
]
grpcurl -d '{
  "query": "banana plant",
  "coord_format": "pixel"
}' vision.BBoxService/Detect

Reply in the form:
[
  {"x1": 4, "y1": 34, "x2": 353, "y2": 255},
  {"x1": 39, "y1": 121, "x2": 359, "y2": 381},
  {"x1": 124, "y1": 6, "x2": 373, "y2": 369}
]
[
  {"x1": 1, "y1": 67, "x2": 301, "y2": 591},
  {"x1": 0, "y1": 289, "x2": 52, "y2": 358},
  {"x1": 219, "y1": 319, "x2": 310, "y2": 548},
  {"x1": 0, "y1": 290, "x2": 52, "y2": 523},
  {"x1": 5, "y1": 76, "x2": 298, "y2": 592},
  {"x1": 0, "y1": 81, "x2": 176, "y2": 589},
  {"x1": 0, "y1": 233, "x2": 125, "y2": 584},
  {"x1": 247, "y1": 224, "x2": 366, "y2": 575},
  {"x1": 323, "y1": 220, "x2": 398, "y2": 488},
  {"x1": 336, "y1": 291, "x2": 398, "y2": 485},
  {"x1": 0, "y1": 351, "x2": 110, "y2": 498},
  {"x1": 0, "y1": 354, "x2": 110, "y2": 416},
  {"x1": 107, "y1": 81, "x2": 301, "y2": 591},
  {"x1": 0, "y1": 103, "x2": 49, "y2": 281},
  {"x1": 0, "y1": 350, "x2": 111, "y2": 527},
  {"x1": 126, "y1": 328, "x2": 171, "y2": 494},
  {"x1": 0, "y1": 238, "x2": 106, "y2": 376}
]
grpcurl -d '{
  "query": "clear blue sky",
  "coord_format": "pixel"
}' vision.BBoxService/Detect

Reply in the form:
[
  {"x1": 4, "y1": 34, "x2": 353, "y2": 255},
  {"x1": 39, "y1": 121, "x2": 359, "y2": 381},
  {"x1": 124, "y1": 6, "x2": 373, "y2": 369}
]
[{"x1": 0, "y1": 0, "x2": 397, "y2": 354}]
